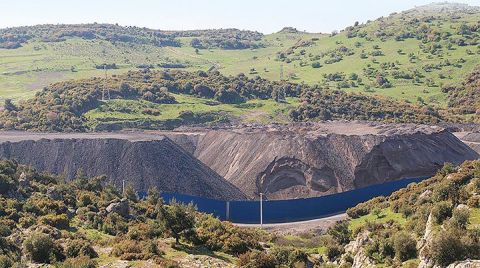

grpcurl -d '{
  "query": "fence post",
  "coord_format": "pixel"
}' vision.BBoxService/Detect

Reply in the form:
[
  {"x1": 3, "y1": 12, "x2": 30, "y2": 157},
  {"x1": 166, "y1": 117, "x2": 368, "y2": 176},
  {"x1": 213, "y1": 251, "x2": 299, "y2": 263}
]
[
  {"x1": 260, "y1": 193, "x2": 263, "y2": 227},
  {"x1": 226, "y1": 201, "x2": 230, "y2": 221}
]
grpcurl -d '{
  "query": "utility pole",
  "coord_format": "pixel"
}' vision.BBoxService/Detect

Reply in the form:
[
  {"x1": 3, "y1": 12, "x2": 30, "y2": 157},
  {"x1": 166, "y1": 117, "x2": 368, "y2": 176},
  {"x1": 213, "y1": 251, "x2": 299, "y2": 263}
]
[
  {"x1": 122, "y1": 180, "x2": 125, "y2": 195},
  {"x1": 280, "y1": 64, "x2": 284, "y2": 81},
  {"x1": 260, "y1": 193, "x2": 263, "y2": 227},
  {"x1": 102, "y1": 65, "x2": 110, "y2": 101}
]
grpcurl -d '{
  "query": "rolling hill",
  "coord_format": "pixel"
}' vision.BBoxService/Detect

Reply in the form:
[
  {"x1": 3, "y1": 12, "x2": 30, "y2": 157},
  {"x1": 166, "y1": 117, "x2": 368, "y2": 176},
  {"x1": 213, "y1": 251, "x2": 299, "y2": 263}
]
[{"x1": 0, "y1": 2, "x2": 479, "y2": 127}]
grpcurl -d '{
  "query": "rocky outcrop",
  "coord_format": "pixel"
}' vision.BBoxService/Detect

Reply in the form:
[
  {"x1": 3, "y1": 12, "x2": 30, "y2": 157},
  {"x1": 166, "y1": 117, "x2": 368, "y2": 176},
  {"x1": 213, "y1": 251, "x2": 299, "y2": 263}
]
[
  {"x1": 344, "y1": 231, "x2": 375, "y2": 268},
  {"x1": 106, "y1": 199, "x2": 129, "y2": 217},
  {"x1": 169, "y1": 123, "x2": 478, "y2": 199},
  {"x1": 418, "y1": 213, "x2": 435, "y2": 268},
  {"x1": 447, "y1": 260, "x2": 480, "y2": 268},
  {"x1": 0, "y1": 134, "x2": 246, "y2": 200}
]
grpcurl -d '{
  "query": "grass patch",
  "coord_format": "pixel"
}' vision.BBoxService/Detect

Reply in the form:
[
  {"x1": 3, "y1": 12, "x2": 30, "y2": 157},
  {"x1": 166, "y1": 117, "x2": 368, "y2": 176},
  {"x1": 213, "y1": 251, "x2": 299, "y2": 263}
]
[
  {"x1": 349, "y1": 208, "x2": 407, "y2": 232},
  {"x1": 85, "y1": 94, "x2": 299, "y2": 127},
  {"x1": 469, "y1": 207, "x2": 480, "y2": 229}
]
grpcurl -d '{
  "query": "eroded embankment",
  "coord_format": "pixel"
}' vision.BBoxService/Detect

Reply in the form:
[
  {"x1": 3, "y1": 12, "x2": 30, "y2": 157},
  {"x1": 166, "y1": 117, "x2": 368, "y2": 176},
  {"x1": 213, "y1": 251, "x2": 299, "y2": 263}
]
[
  {"x1": 0, "y1": 123, "x2": 477, "y2": 201},
  {"x1": 167, "y1": 123, "x2": 479, "y2": 200},
  {"x1": 0, "y1": 134, "x2": 246, "y2": 200}
]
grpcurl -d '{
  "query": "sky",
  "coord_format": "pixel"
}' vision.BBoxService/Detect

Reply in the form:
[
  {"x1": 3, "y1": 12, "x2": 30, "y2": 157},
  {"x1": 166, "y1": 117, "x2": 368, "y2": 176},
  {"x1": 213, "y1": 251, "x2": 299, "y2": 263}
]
[{"x1": 1, "y1": 0, "x2": 480, "y2": 34}]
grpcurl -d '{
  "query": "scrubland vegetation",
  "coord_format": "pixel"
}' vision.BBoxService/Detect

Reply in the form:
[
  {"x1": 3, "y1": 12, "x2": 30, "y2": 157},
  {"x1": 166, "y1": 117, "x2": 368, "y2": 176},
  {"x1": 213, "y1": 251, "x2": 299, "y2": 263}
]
[
  {"x1": 0, "y1": 159, "x2": 479, "y2": 267},
  {"x1": 0, "y1": 68, "x2": 460, "y2": 132}
]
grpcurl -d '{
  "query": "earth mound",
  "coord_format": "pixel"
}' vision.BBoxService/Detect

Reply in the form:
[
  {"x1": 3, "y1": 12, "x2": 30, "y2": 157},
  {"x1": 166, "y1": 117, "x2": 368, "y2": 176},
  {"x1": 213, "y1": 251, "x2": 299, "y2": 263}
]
[
  {"x1": 167, "y1": 122, "x2": 479, "y2": 199},
  {"x1": 0, "y1": 133, "x2": 246, "y2": 200}
]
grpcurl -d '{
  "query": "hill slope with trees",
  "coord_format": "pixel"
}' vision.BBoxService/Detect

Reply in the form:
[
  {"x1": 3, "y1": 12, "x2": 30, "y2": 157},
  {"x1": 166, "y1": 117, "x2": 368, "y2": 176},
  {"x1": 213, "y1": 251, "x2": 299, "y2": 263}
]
[
  {"x1": 1, "y1": 2, "x2": 479, "y2": 112},
  {"x1": 0, "y1": 69, "x2": 449, "y2": 132}
]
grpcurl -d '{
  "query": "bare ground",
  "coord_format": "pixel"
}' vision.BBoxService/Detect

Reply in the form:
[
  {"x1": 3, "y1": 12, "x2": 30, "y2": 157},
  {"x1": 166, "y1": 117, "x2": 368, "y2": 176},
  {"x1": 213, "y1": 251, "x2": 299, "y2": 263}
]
[{"x1": 236, "y1": 213, "x2": 347, "y2": 235}]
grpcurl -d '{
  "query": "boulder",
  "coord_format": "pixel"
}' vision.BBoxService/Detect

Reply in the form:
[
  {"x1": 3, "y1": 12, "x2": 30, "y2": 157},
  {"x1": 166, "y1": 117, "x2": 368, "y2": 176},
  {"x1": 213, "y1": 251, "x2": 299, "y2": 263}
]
[{"x1": 106, "y1": 199, "x2": 129, "y2": 217}]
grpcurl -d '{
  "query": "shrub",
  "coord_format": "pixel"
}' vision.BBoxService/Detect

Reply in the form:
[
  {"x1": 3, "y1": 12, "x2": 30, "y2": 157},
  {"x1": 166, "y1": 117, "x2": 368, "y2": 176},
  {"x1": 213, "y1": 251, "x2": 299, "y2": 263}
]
[
  {"x1": 430, "y1": 231, "x2": 465, "y2": 267},
  {"x1": 327, "y1": 221, "x2": 351, "y2": 245},
  {"x1": 326, "y1": 243, "x2": 344, "y2": 261},
  {"x1": 431, "y1": 201, "x2": 453, "y2": 224},
  {"x1": 0, "y1": 255, "x2": 13, "y2": 268},
  {"x1": 39, "y1": 213, "x2": 70, "y2": 229},
  {"x1": 65, "y1": 239, "x2": 98, "y2": 258},
  {"x1": 311, "y1": 62, "x2": 322, "y2": 68},
  {"x1": 446, "y1": 206, "x2": 470, "y2": 230},
  {"x1": 57, "y1": 256, "x2": 97, "y2": 268},
  {"x1": 159, "y1": 200, "x2": 196, "y2": 244},
  {"x1": 194, "y1": 214, "x2": 261, "y2": 255},
  {"x1": 393, "y1": 232, "x2": 417, "y2": 261},
  {"x1": 237, "y1": 250, "x2": 277, "y2": 268},
  {"x1": 23, "y1": 232, "x2": 64, "y2": 263},
  {"x1": 111, "y1": 239, "x2": 160, "y2": 260}
]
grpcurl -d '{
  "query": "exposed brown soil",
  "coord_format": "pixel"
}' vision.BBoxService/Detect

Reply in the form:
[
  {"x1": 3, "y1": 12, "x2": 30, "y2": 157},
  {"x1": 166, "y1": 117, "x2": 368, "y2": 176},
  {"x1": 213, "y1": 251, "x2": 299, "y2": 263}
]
[{"x1": 0, "y1": 122, "x2": 477, "y2": 201}]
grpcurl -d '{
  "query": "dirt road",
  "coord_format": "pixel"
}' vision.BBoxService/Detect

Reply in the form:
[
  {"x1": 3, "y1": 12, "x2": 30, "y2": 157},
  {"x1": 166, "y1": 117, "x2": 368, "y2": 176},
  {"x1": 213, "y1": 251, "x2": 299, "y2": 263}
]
[{"x1": 235, "y1": 213, "x2": 347, "y2": 235}]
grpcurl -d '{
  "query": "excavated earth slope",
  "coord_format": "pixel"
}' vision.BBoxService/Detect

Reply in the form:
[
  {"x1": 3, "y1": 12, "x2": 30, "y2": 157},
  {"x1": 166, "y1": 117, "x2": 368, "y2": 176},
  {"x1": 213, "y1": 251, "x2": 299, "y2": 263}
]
[
  {"x1": 0, "y1": 132, "x2": 246, "y2": 200},
  {"x1": 166, "y1": 122, "x2": 479, "y2": 199},
  {"x1": 455, "y1": 132, "x2": 480, "y2": 154},
  {"x1": 0, "y1": 122, "x2": 477, "y2": 200}
]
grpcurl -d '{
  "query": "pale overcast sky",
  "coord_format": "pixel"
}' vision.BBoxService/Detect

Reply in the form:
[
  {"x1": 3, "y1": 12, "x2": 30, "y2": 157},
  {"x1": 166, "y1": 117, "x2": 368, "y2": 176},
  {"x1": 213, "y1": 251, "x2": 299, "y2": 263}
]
[{"x1": 1, "y1": 0, "x2": 480, "y2": 33}]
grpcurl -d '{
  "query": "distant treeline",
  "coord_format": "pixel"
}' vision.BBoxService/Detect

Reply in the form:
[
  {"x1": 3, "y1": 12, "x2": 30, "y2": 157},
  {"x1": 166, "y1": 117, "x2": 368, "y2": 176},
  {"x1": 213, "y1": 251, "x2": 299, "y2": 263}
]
[{"x1": 0, "y1": 24, "x2": 263, "y2": 50}]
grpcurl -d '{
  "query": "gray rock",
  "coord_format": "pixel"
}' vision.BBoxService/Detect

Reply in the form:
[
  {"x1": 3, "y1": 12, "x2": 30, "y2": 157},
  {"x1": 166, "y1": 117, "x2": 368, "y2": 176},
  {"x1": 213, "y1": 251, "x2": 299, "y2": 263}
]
[
  {"x1": 447, "y1": 260, "x2": 480, "y2": 268},
  {"x1": 106, "y1": 199, "x2": 129, "y2": 217},
  {"x1": 46, "y1": 186, "x2": 61, "y2": 200}
]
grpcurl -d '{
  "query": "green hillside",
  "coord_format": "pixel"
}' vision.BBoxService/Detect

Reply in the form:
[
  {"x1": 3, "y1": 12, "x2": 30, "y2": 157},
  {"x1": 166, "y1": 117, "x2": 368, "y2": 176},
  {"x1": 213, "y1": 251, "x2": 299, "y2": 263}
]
[{"x1": 1, "y1": 3, "x2": 479, "y2": 109}]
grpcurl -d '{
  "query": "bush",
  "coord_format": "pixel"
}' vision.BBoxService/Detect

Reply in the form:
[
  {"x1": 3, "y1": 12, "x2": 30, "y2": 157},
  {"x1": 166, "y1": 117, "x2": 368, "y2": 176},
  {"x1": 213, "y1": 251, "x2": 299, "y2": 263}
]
[
  {"x1": 111, "y1": 239, "x2": 160, "y2": 260},
  {"x1": 431, "y1": 201, "x2": 452, "y2": 224},
  {"x1": 194, "y1": 214, "x2": 261, "y2": 255},
  {"x1": 393, "y1": 232, "x2": 417, "y2": 261},
  {"x1": 430, "y1": 231, "x2": 466, "y2": 267},
  {"x1": 446, "y1": 206, "x2": 470, "y2": 230},
  {"x1": 270, "y1": 247, "x2": 307, "y2": 266},
  {"x1": 326, "y1": 243, "x2": 344, "y2": 261},
  {"x1": 57, "y1": 256, "x2": 97, "y2": 268},
  {"x1": 23, "y1": 232, "x2": 64, "y2": 263},
  {"x1": 159, "y1": 200, "x2": 196, "y2": 244},
  {"x1": 327, "y1": 221, "x2": 351, "y2": 245},
  {"x1": 237, "y1": 250, "x2": 277, "y2": 268},
  {"x1": 39, "y1": 213, "x2": 70, "y2": 229},
  {"x1": 311, "y1": 62, "x2": 322, "y2": 68},
  {"x1": 65, "y1": 239, "x2": 98, "y2": 258},
  {"x1": 0, "y1": 255, "x2": 13, "y2": 268}
]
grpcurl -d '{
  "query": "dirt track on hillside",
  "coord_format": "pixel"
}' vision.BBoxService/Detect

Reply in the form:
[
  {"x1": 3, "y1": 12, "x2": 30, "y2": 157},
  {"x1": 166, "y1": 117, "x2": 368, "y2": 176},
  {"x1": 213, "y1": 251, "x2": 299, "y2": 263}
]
[{"x1": 236, "y1": 213, "x2": 347, "y2": 235}]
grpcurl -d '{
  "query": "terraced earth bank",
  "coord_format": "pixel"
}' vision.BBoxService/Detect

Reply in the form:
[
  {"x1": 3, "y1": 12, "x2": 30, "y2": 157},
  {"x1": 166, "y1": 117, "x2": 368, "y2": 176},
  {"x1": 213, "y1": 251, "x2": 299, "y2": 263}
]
[{"x1": 0, "y1": 122, "x2": 478, "y2": 200}]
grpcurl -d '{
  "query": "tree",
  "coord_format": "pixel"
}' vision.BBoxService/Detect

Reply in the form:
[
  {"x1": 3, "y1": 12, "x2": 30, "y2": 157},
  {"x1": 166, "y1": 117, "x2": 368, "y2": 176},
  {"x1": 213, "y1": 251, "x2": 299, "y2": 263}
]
[
  {"x1": 372, "y1": 208, "x2": 382, "y2": 219},
  {"x1": 393, "y1": 232, "x2": 417, "y2": 261},
  {"x1": 124, "y1": 184, "x2": 138, "y2": 203},
  {"x1": 214, "y1": 88, "x2": 244, "y2": 104},
  {"x1": 3, "y1": 99, "x2": 16, "y2": 112},
  {"x1": 327, "y1": 221, "x2": 351, "y2": 245},
  {"x1": 146, "y1": 186, "x2": 161, "y2": 205},
  {"x1": 23, "y1": 233, "x2": 64, "y2": 263},
  {"x1": 271, "y1": 86, "x2": 286, "y2": 103},
  {"x1": 159, "y1": 199, "x2": 196, "y2": 244}
]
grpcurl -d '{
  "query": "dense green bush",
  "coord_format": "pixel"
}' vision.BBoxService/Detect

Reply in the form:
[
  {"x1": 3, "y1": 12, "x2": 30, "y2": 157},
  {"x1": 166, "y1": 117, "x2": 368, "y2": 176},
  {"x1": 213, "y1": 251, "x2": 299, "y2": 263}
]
[
  {"x1": 327, "y1": 221, "x2": 352, "y2": 245},
  {"x1": 431, "y1": 201, "x2": 453, "y2": 224},
  {"x1": 194, "y1": 214, "x2": 261, "y2": 255},
  {"x1": 111, "y1": 239, "x2": 160, "y2": 260},
  {"x1": 237, "y1": 250, "x2": 277, "y2": 268},
  {"x1": 23, "y1": 232, "x2": 64, "y2": 263},
  {"x1": 65, "y1": 239, "x2": 98, "y2": 258},
  {"x1": 57, "y1": 256, "x2": 97, "y2": 268},
  {"x1": 393, "y1": 232, "x2": 417, "y2": 261},
  {"x1": 39, "y1": 213, "x2": 70, "y2": 229}
]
